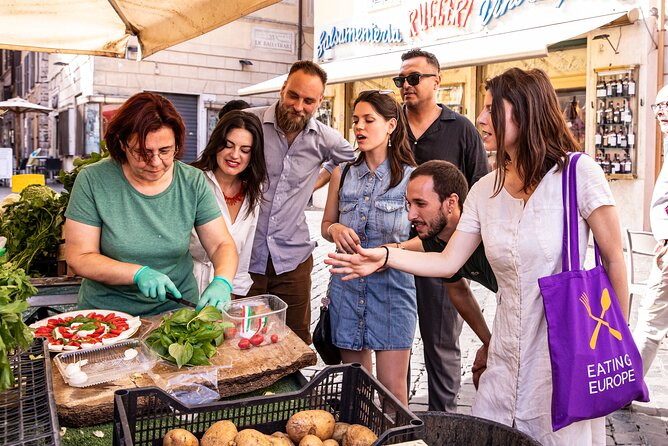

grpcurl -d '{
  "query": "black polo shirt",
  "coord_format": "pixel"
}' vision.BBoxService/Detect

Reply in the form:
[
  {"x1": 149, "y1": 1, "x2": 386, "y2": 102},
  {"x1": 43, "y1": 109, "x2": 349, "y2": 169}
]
[
  {"x1": 404, "y1": 104, "x2": 488, "y2": 187},
  {"x1": 422, "y1": 236, "x2": 498, "y2": 293}
]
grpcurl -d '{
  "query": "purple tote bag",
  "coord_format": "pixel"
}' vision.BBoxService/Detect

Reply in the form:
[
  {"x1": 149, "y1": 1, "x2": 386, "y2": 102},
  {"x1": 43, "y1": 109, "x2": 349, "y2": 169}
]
[{"x1": 538, "y1": 152, "x2": 649, "y2": 431}]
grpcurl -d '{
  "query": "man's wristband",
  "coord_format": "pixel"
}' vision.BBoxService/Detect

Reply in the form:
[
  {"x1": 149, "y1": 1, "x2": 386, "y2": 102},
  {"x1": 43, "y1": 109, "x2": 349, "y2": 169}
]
[
  {"x1": 133, "y1": 266, "x2": 148, "y2": 284},
  {"x1": 213, "y1": 276, "x2": 233, "y2": 292},
  {"x1": 381, "y1": 246, "x2": 390, "y2": 268},
  {"x1": 326, "y1": 223, "x2": 337, "y2": 237}
]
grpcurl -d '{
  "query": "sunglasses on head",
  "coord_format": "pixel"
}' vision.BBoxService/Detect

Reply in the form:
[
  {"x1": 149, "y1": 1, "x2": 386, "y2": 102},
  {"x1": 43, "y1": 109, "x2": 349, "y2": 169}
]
[{"x1": 392, "y1": 73, "x2": 437, "y2": 88}]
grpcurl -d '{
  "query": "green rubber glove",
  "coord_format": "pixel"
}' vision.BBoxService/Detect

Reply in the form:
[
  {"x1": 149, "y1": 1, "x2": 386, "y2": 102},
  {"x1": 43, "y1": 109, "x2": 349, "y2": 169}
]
[
  {"x1": 134, "y1": 266, "x2": 181, "y2": 302},
  {"x1": 197, "y1": 276, "x2": 233, "y2": 312}
]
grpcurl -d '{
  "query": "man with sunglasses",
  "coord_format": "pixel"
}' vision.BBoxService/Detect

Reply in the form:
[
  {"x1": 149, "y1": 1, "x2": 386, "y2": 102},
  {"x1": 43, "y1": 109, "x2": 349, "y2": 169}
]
[
  {"x1": 632, "y1": 85, "x2": 668, "y2": 378},
  {"x1": 395, "y1": 48, "x2": 489, "y2": 412}
]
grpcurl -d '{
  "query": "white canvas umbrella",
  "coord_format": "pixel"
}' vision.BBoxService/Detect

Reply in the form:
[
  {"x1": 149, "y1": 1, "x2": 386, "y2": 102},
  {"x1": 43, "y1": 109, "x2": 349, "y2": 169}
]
[
  {"x1": 0, "y1": 97, "x2": 52, "y2": 166},
  {"x1": 0, "y1": 0, "x2": 280, "y2": 59}
]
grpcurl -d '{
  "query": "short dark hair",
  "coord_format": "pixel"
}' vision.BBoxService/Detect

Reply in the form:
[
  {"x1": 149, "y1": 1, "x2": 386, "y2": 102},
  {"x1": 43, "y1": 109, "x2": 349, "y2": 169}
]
[
  {"x1": 401, "y1": 48, "x2": 440, "y2": 72},
  {"x1": 218, "y1": 100, "x2": 250, "y2": 119},
  {"x1": 410, "y1": 160, "x2": 468, "y2": 212},
  {"x1": 288, "y1": 60, "x2": 328, "y2": 85},
  {"x1": 191, "y1": 110, "x2": 267, "y2": 220},
  {"x1": 105, "y1": 92, "x2": 185, "y2": 163}
]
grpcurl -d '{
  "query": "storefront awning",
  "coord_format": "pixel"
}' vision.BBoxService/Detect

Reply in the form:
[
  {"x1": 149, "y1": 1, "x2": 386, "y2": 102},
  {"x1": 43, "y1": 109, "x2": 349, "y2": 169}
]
[{"x1": 239, "y1": 11, "x2": 627, "y2": 96}]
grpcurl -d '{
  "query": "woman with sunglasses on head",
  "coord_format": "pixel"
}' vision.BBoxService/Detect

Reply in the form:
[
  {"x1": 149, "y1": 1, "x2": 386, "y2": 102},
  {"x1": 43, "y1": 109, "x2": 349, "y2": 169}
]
[
  {"x1": 190, "y1": 111, "x2": 267, "y2": 301},
  {"x1": 64, "y1": 92, "x2": 238, "y2": 317},
  {"x1": 321, "y1": 90, "x2": 417, "y2": 404},
  {"x1": 327, "y1": 69, "x2": 627, "y2": 444}
]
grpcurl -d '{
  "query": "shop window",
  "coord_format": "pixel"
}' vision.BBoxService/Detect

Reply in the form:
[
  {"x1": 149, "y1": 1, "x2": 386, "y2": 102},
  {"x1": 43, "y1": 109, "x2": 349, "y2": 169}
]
[
  {"x1": 316, "y1": 99, "x2": 333, "y2": 127},
  {"x1": 437, "y1": 83, "x2": 464, "y2": 114},
  {"x1": 557, "y1": 90, "x2": 586, "y2": 151}
]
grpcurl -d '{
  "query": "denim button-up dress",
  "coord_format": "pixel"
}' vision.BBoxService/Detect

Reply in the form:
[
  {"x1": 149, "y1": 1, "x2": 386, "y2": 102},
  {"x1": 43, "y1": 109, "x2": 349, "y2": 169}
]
[{"x1": 329, "y1": 159, "x2": 417, "y2": 351}]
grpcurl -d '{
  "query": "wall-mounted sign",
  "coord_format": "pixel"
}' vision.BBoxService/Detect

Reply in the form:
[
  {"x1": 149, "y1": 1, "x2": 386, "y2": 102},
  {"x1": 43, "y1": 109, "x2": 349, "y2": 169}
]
[
  {"x1": 408, "y1": 0, "x2": 474, "y2": 38},
  {"x1": 479, "y1": 0, "x2": 566, "y2": 27},
  {"x1": 317, "y1": 23, "x2": 404, "y2": 59},
  {"x1": 252, "y1": 27, "x2": 295, "y2": 53}
]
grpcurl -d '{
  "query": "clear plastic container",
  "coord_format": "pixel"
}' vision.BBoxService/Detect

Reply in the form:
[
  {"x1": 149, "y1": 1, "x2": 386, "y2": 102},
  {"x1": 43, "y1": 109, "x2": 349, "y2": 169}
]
[
  {"x1": 222, "y1": 294, "x2": 287, "y2": 349},
  {"x1": 54, "y1": 339, "x2": 156, "y2": 387}
]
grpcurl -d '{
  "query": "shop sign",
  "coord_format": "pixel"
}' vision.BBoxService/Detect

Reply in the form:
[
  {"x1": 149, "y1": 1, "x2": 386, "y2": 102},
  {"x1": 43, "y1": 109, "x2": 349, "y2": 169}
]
[
  {"x1": 408, "y1": 0, "x2": 474, "y2": 38},
  {"x1": 479, "y1": 0, "x2": 566, "y2": 27},
  {"x1": 317, "y1": 23, "x2": 404, "y2": 59},
  {"x1": 252, "y1": 27, "x2": 295, "y2": 53}
]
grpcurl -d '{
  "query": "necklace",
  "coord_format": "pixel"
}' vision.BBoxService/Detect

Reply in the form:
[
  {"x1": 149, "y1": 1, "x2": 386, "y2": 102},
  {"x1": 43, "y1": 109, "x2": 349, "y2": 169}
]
[{"x1": 223, "y1": 183, "x2": 245, "y2": 206}]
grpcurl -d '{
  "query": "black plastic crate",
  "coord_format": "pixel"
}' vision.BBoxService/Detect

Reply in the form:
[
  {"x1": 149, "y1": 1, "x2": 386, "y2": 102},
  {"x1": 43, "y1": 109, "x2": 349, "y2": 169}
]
[
  {"x1": 0, "y1": 338, "x2": 61, "y2": 446},
  {"x1": 113, "y1": 363, "x2": 423, "y2": 446}
]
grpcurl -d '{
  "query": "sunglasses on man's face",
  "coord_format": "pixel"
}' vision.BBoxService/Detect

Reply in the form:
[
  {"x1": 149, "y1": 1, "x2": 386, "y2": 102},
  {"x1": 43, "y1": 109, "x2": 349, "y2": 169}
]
[{"x1": 392, "y1": 73, "x2": 437, "y2": 88}]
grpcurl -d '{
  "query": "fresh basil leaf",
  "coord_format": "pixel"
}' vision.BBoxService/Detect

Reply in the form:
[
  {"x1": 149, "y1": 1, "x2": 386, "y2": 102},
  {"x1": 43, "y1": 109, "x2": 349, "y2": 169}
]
[
  {"x1": 168, "y1": 343, "x2": 186, "y2": 368},
  {"x1": 170, "y1": 308, "x2": 196, "y2": 324},
  {"x1": 195, "y1": 306, "x2": 222, "y2": 323}
]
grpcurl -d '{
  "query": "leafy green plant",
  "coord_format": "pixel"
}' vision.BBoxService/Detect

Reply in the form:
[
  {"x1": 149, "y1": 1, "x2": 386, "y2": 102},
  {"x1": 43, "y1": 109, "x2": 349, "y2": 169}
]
[
  {"x1": 0, "y1": 185, "x2": 65, "y2": 275},
  {"x1": 145, "y1": 307, "x2": 233, "y2": 368},
  {"x1": 58, "y1": 147, "x2": 109, "y2": 197},
  {"x1": 0, "y1": 264, "x2": 37, "y2": 390}
]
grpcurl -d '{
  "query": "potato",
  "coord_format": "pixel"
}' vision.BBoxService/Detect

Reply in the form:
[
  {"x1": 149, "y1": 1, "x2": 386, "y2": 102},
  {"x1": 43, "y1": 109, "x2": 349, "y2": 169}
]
[
  {"x1": 201, "y1": 420, "x2": 237, "y2": 446},
  {"x1": 163, "y1": 428, "x2": 199, "y2": 446},
  {"x1": 342, "y1": 425, "x2": 377, "y2": 446},
  {"x1": 323, "y1": 440, "x2": 339, "y2": 446},
  {"x1": 331, "y1": 423, "x2": 349, "y2": 442},
  {"x1": 299, "y1": 435, "x2": 324, "y2": 446},
  {"x1": 286, "y1": 410, "x2": 335, "y2": 442},
  {"x1": 269, "y1": 432, "x2": 295, "y2": 446},
  {"x1": 235, "y1": 428, "x2": 272, "y2": 446}
]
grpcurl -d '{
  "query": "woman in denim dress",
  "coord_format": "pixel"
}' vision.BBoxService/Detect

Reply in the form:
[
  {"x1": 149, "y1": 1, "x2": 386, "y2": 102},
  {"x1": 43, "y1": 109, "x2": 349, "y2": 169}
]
[{"x1": 321, "y1": 90, "x2": 417, "y2": 404}]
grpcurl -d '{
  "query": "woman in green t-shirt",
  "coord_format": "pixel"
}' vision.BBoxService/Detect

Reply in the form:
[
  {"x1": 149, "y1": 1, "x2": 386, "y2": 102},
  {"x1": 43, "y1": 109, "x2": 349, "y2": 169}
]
[{"x1": 64, "y1": 92, "x2": 238, "y2": 316}]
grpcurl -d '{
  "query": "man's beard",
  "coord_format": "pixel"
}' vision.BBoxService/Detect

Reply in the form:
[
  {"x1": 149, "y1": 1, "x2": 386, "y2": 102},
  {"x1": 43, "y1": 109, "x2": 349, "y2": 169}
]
[
  {"x1": 276, "y1": 100, "x2": 310, "y2": 133},
  {"x1": 416, "y1": 210, "x2": 447, "y2": 240}
]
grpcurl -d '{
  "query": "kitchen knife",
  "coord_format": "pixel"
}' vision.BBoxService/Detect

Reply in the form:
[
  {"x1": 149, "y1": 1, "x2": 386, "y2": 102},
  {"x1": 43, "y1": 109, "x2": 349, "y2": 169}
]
[{"x1": 165, "y1": 292, "x2": 197, "y2": 308}]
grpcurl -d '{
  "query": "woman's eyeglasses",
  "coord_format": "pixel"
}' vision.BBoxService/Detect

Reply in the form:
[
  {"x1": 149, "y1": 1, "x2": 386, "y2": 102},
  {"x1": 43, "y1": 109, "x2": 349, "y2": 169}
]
[
  {"x1": 392, "y1": 73, "x2": 437, "y2": 88},
  {"x1": 127, "y1": 147, "x2": 175, "y2": 163},
  {"x1": 651, "y1": 102, "x2": 668, "y2": 114}
]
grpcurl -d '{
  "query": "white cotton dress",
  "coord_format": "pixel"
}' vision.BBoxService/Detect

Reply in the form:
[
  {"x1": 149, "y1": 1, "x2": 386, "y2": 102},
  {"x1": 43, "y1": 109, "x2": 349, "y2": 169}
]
[
  {"x1": 457, "y1": 155, "x2": 614, "y2": 445},
  {"x1": 189, "y1": 170, "x2": 259, "y2": 296}
]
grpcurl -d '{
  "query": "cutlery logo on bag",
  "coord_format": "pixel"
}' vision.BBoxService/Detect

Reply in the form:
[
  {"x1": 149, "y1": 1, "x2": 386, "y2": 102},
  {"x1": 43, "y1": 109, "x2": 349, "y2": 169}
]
[{"x1": 579, "y1": 288, "x2": 623, "y2": 349}]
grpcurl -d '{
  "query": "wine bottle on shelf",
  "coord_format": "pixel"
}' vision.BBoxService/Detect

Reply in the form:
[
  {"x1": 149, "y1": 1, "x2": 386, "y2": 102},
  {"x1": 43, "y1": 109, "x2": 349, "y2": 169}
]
[
  {"x1": 597, "y1": 79, "x2": 606, "y2": 97},
  {"x1": 612, "y1": 154, "x2": 621, "y2": 175},
  {"x1": 616, "y1": 75, "x2": 624, "y2": 96},
  {"x1": 623, "y1": 73, "x2": 629, "y2": 96},
  {"x1": 595, "y1": 126, "x2": 602, "y2": 148},
  {"x1": 602, "y1": 154, "x2": 611, "y2": 175},
  {"x1": 603, "y1": 128, "x2": 609, "y2": 147},
  {"x1": 607, "y1": 78, "x2": 614, "y2": 96},
  {"x1": 608, "y1": 127, "x2": 617, "y2": 147},
  {"x1": 619, "y1": 127, "x2": 628, "y2": 148},
  {"x1": 605, "y1": 101, "x2": 614, "y2": 124},
  {"x1": 623, "y1": 100, "x2": 632, "y2": 123},
  {"x1": 624, "y1": 154, "x2": 633, "y2": 174},
  {"x1": 628, "y1": 130, "x2": 635, "y2": 148},
  {"x1": 628, "y1": 74, "x2": 636, "y2": 96},
  {"x1": 613, "y1": 105, "x2": 621, "y2": 124}
]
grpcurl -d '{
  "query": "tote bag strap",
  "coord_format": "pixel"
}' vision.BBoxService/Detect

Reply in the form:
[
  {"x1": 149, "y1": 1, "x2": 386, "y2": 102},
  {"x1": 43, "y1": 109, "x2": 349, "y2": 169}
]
[{"x1": 562, "y1": 152, "x2": 602, "y2": 272}]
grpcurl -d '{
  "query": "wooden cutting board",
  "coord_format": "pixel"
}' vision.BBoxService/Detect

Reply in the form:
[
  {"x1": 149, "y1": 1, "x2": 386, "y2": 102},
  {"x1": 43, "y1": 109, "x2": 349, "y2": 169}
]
[{"x1": 53, "y1": 321, "x2": 317, "y2": 427}]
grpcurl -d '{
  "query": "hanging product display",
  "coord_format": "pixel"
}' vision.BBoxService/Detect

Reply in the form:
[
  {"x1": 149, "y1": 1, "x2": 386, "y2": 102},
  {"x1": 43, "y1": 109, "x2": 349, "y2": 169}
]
[{"x1": 594, "y1": 65, "x2": 637, "y2": 179}]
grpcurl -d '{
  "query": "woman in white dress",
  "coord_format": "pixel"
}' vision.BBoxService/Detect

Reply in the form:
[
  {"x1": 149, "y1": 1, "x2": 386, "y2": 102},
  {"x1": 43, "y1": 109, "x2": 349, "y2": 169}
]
[
  {"x1": 325, "y1": 68, "x2": 629, "y2": 445},
  {"x1": 190, "y1": 110, "x2": 267, "y2": 298}
]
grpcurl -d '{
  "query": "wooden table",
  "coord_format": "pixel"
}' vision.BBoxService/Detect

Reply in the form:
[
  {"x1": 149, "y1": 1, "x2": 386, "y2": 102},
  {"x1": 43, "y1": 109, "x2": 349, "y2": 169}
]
[{"x1": 53, "y1": 321, "x2": 317, "y2": 427}]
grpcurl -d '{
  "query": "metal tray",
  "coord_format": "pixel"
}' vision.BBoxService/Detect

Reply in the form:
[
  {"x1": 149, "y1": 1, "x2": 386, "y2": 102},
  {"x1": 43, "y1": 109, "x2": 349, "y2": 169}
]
[{"x1": 54, "y1": 339, "x2": 156, "y2": 388}]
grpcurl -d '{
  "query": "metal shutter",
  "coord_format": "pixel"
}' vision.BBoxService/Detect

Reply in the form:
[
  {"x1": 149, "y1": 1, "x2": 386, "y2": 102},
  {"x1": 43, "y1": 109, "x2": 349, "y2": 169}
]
[{"x1": 159, "y1": 93, "x2": 198, "y2": 163}]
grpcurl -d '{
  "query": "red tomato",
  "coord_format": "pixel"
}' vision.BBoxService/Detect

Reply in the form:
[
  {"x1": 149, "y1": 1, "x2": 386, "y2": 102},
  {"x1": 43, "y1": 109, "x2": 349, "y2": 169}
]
[
  {"x1": 249, "y1": 334, "x2": 264, "y2": 346},
  {"x1": 271, "y1": 334, "x2": 279, "y2": 343},
  {"x1": 224, "y1": 327, "x2": 238, "y2": 339},
  {"x1": 67, "y1": 341, "x2": 80, "y2": 347},
  {"x1": 238, "y1": 338, "x2": 251, "y2": 349}
]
